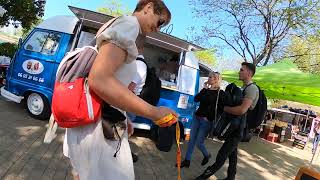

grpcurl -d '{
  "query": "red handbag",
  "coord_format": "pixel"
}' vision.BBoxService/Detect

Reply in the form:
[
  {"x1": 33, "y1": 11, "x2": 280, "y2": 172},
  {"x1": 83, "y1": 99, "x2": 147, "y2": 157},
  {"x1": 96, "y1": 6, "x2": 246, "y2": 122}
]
[
  {"x1": 52, "y1": 77, "x2": 102, "y2": 128},
  {"x1": 51, "y1": 18, "x2": 118, "y2": 128}
]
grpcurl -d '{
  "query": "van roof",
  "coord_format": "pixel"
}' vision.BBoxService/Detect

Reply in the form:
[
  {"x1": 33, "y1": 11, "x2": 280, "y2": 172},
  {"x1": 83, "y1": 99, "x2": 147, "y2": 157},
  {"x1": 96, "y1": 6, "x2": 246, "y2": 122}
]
[
  {"x1": 36, "y1": 16, "x2": 78, "y2": 34},
  {"x1": 68, "y1": 6, "x2": 204, "y2": 53}
]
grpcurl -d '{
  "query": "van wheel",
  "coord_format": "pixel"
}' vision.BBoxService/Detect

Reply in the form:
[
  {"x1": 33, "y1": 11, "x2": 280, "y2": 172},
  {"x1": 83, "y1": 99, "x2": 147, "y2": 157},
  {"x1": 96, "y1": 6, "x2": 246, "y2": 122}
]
[{"x1": 26, "y1": 92, "x2": 51, "y2": 120}]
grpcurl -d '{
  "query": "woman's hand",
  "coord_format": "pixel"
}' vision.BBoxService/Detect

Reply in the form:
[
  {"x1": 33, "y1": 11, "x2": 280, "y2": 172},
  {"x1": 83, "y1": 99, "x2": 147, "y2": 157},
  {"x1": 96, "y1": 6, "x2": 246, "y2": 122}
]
[
  {"x1": 204, "y1": 81, "x2": 210, "y2": 89},
  {"x1": 152, "y1": 106, "x2": 178, "y2": 127}
]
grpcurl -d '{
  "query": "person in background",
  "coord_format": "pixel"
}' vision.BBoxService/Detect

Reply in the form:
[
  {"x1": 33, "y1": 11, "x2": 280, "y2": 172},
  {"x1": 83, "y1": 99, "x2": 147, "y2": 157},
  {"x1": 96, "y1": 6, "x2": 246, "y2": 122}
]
[
  {"x1": 179, "y1": 72, "x2": 225, "y2": 168},
  {"x1": 312, "y1": 122, "x2": 320, "y2": 154},
  {"x1": 127, "y1": 35, "x2": 147, "y2": 163}
]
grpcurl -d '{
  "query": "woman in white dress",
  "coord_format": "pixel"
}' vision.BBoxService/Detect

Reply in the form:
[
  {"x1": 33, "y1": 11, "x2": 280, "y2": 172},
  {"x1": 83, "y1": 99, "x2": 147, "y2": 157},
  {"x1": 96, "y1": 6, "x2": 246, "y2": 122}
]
[{"x1": 63, "y1": 1, "x2": 174, "y2": 179}]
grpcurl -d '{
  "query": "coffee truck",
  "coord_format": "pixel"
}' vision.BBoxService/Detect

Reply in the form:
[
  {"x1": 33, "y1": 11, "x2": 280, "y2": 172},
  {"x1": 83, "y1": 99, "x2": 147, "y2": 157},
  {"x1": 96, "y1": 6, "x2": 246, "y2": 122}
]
[{"x1": 1, "y1": 6, "x2": 212, "y2": 139}]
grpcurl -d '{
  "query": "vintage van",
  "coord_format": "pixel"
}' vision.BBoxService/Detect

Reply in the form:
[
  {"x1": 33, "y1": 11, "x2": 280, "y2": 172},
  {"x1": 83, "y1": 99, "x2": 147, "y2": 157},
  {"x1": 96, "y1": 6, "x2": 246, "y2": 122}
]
[{"x1": 1, "y1": 6, "x2": 212, "y2": 139}]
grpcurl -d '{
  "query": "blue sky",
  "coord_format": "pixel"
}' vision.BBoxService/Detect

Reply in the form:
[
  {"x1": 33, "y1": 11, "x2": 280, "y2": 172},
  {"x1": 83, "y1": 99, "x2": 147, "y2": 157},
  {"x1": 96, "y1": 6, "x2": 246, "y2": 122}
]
[
  {"x1": 44, "y1": 0, "x2": 195, "y2": 41},
  {"x1": 43, "y1": 0, "x2": 239, "y2": 70}
]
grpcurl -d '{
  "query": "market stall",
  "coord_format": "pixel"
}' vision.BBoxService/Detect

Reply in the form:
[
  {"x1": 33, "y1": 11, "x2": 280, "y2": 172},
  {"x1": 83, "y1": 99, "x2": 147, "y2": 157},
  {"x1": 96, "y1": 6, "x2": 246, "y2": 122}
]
[{"x1": 261, "y1": 108, "x2": 315, "y2": 148}]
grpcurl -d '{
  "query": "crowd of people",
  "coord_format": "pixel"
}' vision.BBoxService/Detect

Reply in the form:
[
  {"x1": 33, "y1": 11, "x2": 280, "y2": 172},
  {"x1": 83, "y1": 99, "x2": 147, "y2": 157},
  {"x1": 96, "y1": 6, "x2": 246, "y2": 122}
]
[{"x1": 59, "y1": 0, "x2": 261, "y2": 180}]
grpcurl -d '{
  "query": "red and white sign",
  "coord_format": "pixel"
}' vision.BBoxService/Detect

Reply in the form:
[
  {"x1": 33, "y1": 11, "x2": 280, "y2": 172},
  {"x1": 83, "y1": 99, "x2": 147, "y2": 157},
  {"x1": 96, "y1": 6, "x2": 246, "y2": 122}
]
[{"x1": 22, "y1": 60, "x2": 44, "y2": 75}]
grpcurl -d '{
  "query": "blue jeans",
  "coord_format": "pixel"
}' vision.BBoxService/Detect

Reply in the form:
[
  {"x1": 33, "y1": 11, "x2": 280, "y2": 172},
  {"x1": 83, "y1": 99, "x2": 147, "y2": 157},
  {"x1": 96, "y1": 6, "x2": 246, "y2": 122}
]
[
  {"x1": 313, "y1": 134, "x2": 320, "y2": 153},
  {"x1": 185, "y1": 116, "x2": 212, "y2": 160}
]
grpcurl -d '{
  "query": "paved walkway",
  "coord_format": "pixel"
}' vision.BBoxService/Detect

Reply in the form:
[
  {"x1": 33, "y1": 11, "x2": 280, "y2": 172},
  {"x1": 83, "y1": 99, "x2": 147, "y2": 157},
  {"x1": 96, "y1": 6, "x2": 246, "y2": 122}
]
[{"x1": 0, "y1": 97, "x2": 319, "y2": 180}]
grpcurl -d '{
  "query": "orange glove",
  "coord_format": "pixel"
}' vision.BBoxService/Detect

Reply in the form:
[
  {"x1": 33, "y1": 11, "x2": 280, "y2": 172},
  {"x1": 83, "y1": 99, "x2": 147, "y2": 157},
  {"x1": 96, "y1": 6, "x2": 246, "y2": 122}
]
[{"x1": 154, "y1": 113, "x2": 178, "y2": 127}]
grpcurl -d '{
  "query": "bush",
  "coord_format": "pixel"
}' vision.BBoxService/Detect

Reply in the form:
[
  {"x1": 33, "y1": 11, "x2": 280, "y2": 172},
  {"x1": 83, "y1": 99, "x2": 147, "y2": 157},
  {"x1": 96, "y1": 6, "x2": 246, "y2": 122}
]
[{"x1": 0, "y1": 42, "x2": 18, "y2": 58}]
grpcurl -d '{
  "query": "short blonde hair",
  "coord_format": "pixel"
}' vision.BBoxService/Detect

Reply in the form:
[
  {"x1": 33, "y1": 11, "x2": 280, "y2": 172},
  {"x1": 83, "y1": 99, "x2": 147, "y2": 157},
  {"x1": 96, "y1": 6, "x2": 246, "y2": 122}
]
[{"x1": 209, "y1": 71, "x2": 222, "y2": 87}]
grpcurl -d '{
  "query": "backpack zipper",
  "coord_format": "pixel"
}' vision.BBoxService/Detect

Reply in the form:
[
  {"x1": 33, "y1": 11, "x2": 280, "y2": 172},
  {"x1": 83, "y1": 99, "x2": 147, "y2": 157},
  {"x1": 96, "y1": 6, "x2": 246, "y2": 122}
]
[{"x1": 84, "y1": 79, "x2": 94, "y2": 120}]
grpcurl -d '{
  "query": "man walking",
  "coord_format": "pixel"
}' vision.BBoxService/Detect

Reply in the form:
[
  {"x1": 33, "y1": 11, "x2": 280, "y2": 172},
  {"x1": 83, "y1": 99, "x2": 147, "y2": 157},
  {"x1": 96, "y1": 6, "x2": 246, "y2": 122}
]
[{"x1": 196, "y1": 62, "x2": 259, "y2": 180}]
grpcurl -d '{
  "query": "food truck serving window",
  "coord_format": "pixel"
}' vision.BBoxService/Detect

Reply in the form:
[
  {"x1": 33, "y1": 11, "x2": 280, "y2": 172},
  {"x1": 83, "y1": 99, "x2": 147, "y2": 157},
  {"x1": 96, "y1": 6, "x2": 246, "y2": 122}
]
[{"x1": 24, "y1": 31, "x2": 61, "y2": 55}]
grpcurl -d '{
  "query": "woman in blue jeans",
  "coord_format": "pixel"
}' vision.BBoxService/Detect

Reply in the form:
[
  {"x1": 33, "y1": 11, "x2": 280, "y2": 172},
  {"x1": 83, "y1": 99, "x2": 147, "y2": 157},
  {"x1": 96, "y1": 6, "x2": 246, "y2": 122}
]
[
  {"x1": 312, "y1": 123, "x2": 320, "y2": 154},
  {"x1": 180, "y1": 72, "x2": 225, "y2": 168}
]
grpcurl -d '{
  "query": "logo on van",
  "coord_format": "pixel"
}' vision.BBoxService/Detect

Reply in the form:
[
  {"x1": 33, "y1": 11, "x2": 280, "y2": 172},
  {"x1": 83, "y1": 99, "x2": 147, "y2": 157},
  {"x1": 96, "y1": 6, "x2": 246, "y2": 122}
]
[{"x1": 22, "y1": 60, "x2": 44, "y2": 74}]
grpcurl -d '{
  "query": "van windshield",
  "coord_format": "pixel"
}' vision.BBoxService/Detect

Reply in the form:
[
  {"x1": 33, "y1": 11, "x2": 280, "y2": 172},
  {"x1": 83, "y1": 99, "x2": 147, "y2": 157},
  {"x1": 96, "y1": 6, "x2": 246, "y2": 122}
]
[{"x1": 24, "y1": 31, "x2": 61, "y2": 55}]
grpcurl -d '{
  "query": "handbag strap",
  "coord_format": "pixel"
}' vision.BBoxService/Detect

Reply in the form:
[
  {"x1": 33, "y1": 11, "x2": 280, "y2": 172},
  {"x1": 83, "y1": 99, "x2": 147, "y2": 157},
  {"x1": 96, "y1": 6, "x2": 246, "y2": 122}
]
[
  {"x1": 209, "y1": 88, "x2": 221, "y2": 139},
  {"x1": 214, "y1": 89, "x2": 220, "y2": 124}
]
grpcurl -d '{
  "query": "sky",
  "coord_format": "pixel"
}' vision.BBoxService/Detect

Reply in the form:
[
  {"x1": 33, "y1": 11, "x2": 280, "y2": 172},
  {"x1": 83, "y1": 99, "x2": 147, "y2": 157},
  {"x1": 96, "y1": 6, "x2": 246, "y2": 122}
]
[
  {"x1": 0, "y1": 0, "x2": 239, "y2": 70},
  {"x1": 42, "y1": 0, "x2": 239, "y2": 70},
  {"x1": 43, "y1": 0, "x2": 195, "y2": 41}
]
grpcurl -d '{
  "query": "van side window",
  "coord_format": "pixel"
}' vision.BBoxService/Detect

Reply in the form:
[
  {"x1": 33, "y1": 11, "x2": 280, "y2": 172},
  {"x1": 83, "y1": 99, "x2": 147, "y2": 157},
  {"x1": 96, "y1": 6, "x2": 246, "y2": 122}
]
[{"x1": 24, "y1": 31, "x2": 61, "y2": 55}]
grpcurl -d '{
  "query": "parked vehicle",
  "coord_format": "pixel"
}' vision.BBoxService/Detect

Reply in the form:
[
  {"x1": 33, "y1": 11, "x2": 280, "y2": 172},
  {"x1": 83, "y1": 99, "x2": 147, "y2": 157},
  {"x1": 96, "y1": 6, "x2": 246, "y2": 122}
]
[{"x1": 1, "y1": 6, "x2": 212, "y2": 139}]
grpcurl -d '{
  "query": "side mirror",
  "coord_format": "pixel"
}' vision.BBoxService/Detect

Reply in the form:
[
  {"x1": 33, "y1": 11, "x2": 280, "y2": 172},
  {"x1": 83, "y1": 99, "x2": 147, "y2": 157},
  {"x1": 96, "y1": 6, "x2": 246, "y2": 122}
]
[{"x1": 18, "y1": 38, "x2": 22, "y2": 48}]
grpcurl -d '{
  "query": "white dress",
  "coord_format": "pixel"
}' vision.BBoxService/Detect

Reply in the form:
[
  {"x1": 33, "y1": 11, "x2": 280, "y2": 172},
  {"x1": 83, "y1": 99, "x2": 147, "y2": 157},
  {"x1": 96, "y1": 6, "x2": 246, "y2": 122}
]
[{"x1": 63, "y1": 15, "x2": 140, "y2": 180}]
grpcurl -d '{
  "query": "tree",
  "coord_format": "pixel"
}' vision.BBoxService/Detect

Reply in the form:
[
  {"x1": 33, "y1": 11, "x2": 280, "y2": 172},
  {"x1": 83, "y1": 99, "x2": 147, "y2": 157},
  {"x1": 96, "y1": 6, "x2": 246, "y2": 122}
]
[
  {"x1": 0, "y1": 0, "x2": 45, "y2": 29},
  {"x1": 194, "y1": 49, "x2": 217, "y2": 67},
  {"x1": 188, "y1": 0, "x2": 320, "y2": 66},
  {"x1": 285, "y1": 35, "x2": 320, "y2": 74},
  {"x1": 97, "y1": 0, "x2": 130, "y2": 16},
  {"x1": 21, "y1": 19, "x2": 43, "y2": 39}
]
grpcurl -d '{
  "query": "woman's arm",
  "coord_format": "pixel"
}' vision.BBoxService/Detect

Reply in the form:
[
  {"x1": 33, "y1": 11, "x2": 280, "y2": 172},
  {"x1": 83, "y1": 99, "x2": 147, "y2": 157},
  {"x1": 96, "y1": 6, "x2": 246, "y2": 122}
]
[
  {"x1": 194, "y1": 89, "x2": 206, "y2": 102},
  {"x1": 88, "y1": 42, "x2": 172, "y2": 121}
]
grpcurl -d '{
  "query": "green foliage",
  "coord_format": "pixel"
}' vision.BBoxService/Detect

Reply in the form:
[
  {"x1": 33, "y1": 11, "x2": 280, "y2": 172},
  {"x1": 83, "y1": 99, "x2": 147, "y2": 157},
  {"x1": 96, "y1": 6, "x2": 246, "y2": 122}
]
[
  {"x1": 97, "y1": 0, "x2": 130, "y2": 16},
  {"x1": 194, "y1": 49, "x2": 216, "y2": 67},
  {"x1": 286, "y1": 35, "x2": 320, "y2": 74},
  {"x1": 0, "y1": 0, "x2": 45, "y2": 29},
  {"x1": 222, "y1": 60, "x2": 320, "y2": 106},
  {"x1": 21, "y1": 19, "x2": 43, "y2": 39},
  {"x1": 0, "y1": 42, "x2": 18, "y2": 58}
]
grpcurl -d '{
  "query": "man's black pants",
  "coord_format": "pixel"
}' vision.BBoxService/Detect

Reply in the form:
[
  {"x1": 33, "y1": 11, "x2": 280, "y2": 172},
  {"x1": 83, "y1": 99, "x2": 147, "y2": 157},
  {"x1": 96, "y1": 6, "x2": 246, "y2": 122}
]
[{"x1": 210, "y1": 134, "x2": 241, "y2": 179}]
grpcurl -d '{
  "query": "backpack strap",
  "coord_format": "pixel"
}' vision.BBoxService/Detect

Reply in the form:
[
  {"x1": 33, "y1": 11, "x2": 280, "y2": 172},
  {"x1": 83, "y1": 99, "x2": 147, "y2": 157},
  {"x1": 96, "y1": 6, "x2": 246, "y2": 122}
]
[
  {"x1": 96, "y1": 17, "x2": 120, "y2": 38},
  {"x1": 89, "y1": 17, "x2": 120, "y2": 46},
  {"x1": 242, "y1": 82, "x2": 255, "y2": 96},
  {"x1": 136, "y1": 57, "x2": 147, "y2": 65}
]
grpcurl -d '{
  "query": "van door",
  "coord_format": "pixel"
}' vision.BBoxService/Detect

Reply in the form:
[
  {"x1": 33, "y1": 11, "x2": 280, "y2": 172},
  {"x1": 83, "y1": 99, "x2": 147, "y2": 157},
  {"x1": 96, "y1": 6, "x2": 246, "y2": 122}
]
[
  {"x1": 10, "y1": 29, "x2": 64, "y2": 91},
  {"x1": 176, "y1": 51, "x2": 200, "y2": 139},
  {"x1": 177, "y1": 51, "x2": 200, "y2": 96}
]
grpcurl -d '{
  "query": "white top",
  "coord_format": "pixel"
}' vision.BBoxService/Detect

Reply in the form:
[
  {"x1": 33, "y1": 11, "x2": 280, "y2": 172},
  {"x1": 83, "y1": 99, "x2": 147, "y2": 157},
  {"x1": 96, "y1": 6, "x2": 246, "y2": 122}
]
[
  {"x1": 132, "y1": 55, "x2": 147, "y2": 95},
  {"x1": 63, "y1": 15, "x2": 140, "y2": 180},
  {"x1": 96, "y1": 15, "x2": 140, "y2": 64}
]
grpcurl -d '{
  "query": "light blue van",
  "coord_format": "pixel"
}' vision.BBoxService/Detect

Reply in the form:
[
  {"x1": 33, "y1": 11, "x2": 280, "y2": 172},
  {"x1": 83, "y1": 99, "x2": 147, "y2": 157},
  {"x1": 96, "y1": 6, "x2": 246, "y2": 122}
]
[{"x1": 1, "y1": 6, "x2": 212, "y2": 139}]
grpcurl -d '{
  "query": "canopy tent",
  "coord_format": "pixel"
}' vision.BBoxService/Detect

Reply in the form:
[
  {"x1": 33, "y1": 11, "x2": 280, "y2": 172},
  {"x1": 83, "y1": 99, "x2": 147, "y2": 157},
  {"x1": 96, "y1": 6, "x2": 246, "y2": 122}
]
[{"x1": 222, "y1": 60, "x2": 320, "y2": 106}]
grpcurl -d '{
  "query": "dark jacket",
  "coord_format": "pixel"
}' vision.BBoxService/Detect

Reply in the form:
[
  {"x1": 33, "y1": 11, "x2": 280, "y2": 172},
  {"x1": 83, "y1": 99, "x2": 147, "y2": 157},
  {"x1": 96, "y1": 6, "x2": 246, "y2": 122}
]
[{"x1": 194, "y1": 88, "x2": 225, "y2": 122}]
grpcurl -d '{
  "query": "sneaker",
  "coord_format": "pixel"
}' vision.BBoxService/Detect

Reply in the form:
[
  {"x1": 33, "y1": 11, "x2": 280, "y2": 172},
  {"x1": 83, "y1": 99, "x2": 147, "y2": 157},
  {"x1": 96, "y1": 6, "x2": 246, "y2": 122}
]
[
  {"x1": 195, "y1": 166, "x2": 216, "y2": 180},
  {"x1": 132, "y1": 152, "x2": 138, "y2": 163},
  {"x1": 201, "y1": 154, "x2": 211, "y2": 166}
]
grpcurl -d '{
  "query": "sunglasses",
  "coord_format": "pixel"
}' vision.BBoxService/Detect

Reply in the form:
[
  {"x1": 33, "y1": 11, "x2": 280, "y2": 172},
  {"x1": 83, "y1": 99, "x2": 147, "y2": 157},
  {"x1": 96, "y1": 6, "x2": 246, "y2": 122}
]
[{"x1": 157, "y1": 18, "x2": 166, "y2": 28}]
